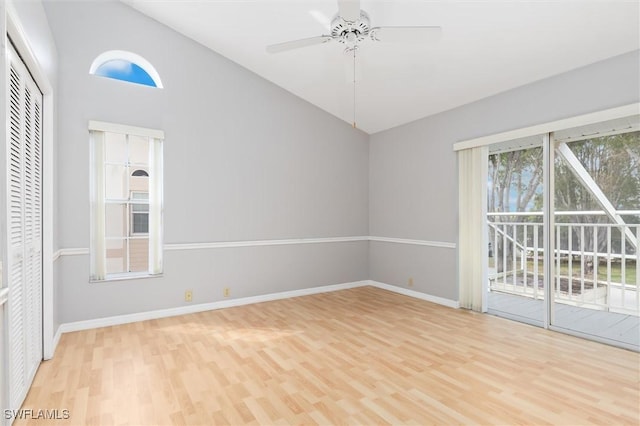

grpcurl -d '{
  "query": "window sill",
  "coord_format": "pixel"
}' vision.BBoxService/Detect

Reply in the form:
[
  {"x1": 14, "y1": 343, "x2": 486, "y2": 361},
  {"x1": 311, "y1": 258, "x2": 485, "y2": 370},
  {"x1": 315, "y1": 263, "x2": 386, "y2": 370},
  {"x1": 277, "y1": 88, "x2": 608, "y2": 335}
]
[{"x1": 90, "y1": 272, "x2": 163, "y2": 283}]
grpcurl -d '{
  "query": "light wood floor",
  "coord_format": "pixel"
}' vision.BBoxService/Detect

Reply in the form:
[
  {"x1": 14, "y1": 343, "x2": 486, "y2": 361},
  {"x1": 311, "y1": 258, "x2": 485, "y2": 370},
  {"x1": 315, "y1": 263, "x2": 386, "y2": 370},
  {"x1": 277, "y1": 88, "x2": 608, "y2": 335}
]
[{"x1": 18, "y1": 286, "x2": 640, "y2": 425}]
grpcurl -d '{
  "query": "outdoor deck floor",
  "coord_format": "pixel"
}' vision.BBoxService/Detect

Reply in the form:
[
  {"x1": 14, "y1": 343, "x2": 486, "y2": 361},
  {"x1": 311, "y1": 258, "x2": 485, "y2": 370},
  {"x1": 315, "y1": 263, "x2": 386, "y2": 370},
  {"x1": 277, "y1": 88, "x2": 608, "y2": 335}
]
[{"x1": 488, "y1": 292, "x2": 639, "y2": 350}]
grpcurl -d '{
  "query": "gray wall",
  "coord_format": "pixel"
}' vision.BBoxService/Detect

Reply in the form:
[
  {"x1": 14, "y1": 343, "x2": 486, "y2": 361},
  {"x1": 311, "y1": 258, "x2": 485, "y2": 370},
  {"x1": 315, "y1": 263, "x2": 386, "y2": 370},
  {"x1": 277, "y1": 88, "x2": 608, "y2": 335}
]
[
  {"x1": 369, "y1": 49, "x2": 640, "y2": 301},
  {"x1": 44, "y1": 1, "x2": 369, "y2": 323},
  {"x1": 41, "y1": 0, "x2": 640, "y2": 323}
]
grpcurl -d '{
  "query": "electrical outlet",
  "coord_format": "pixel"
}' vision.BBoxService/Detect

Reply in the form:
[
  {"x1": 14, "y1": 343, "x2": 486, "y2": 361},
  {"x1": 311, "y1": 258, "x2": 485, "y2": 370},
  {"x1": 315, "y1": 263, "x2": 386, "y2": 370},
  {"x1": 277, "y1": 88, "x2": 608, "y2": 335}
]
[
  {"x1": 223, "y1": 287, "x2": 230, "y2": 297},
  {"x1": 408, "y1": 277, "x2": 414, "y2": 287},
  {"x1": 185, "y1": 290, "x2": 193, "y2": 302}
]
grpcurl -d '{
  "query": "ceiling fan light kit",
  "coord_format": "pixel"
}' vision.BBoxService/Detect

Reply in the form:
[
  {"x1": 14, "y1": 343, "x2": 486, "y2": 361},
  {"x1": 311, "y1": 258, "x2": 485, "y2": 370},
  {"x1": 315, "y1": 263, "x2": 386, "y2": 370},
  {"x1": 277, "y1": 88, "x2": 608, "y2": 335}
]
[{"x1": 331, "y1": 11, "x2": 370, "y2": 51}]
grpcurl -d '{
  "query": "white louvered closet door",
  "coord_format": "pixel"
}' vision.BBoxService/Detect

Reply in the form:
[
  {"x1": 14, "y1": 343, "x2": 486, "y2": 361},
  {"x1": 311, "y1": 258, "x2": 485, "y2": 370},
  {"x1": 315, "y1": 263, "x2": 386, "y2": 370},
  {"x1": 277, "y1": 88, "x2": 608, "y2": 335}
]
[{"x1": 6, "y1": 42, "x2": 43, "y2": 413}]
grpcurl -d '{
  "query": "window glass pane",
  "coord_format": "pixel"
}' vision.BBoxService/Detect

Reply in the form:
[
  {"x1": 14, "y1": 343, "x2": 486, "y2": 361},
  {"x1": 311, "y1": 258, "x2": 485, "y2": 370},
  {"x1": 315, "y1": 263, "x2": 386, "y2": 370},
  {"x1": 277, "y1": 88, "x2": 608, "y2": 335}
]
[
  {"x1": 132, "y1": 212, "x2": 149, "y2": 234},
  {"x1": 104, "y1": 132, "x2": 127, "y2": 163},
  {"x1": 131, "y1": 192, "x2": 149, "y2": 201},
  {"x1": 488, "y1": 146, "x2": 543, "y2": 213},
  {"x1": 94, "y1": 60, "x2": 157, "y2": 88},
  {"x1": 105, "y1": 164, "x2": 128, "y2": 200},
  {"x1": 556, "y1": 132, "x2": 640, "y2": 212},
  {"x1": 132, "y1": 203, "x2": 149, "y2": 212},
  {"x1": 130, "y1": 173, "x2": 149, "y2": 193},
  {"x1": 129, "y1": 135, "x2": 149, "y2": 165},
  {"x1": 105, "y1": 203, "x2": 127, "y2": 238},
  {"x1": 129, "y1": 238, "x2": 149, "y2": 272},
  {"x1": 106, "y1": 238, "x2": 127, "y2": 274}
]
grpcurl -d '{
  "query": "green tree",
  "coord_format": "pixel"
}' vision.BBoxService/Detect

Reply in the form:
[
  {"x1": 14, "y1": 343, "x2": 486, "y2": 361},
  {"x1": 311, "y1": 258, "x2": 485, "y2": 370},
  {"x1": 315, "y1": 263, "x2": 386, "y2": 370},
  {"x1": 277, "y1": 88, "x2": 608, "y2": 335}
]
[
  {"x1": 555, "y1": 131, "x2": 640, "y2": 254},
  {"x1": 488, "y1": 148, "x2": 543, "y2": 215},
  {"x1": 488, "y1": 147, "x2": 543, "y2": 273}
]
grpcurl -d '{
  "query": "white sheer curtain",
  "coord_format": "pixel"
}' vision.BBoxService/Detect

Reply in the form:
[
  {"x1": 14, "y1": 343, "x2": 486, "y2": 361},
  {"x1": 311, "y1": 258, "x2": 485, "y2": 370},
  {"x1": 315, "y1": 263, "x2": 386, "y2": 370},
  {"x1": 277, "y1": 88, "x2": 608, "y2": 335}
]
[
  {"x1": 458, "y1": 146, "x2": 488, "y2": 312},
  {"x1": 148, "y1": 137, "x2": 163, "y2": 275},
  {"x1": 89, "y1": 130, "x2": 106, "y2": 280}
]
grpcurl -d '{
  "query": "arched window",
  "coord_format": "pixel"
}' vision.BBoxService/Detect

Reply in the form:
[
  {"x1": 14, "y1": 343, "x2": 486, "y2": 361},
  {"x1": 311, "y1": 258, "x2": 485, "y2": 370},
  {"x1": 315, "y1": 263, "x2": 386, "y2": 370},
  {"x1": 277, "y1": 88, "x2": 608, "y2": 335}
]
[
  {"x1": 89, "y1": 50, "x2": 163, "y2": 88},
  {"x1": 132, "y1": 169, "x2": 149, "y2": 177}
]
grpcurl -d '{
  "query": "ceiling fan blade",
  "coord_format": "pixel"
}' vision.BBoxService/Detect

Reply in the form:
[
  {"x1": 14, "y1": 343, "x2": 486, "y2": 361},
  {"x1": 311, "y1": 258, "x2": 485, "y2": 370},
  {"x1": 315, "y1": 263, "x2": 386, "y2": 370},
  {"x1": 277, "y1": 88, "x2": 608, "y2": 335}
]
[
  {"x1": 266, "y1": 35, "x2": 333, "y2": 54},
  {"x1": 309, "y1": 10, "x2": 331, "y2": 30},
  {"x1": 370, "y1": 26, "x2": 442, "y2": 43},
  {"x1": 337, "y1": 0, "x2": 361, "y2": 22}
]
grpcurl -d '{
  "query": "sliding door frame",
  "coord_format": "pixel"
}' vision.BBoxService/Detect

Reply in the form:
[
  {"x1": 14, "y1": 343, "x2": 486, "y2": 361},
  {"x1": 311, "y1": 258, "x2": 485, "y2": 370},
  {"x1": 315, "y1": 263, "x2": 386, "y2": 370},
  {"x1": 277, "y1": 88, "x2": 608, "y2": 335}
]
[
  {"x1": 542, "y1": 133, "x2": 554, "y2": 329},
  {"x1": 455, "y1": 103, "x2": 640, "y2": 347}
]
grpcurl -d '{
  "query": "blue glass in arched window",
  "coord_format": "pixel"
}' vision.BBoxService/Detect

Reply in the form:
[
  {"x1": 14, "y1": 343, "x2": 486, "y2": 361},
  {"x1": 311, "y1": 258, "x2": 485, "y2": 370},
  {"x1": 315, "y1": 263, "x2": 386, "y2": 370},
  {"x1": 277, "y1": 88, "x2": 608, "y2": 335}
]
[
  {"x1": 89, "y1": 51, "x2": 163, "y2": 88},
  {"x1": 94, "y1": 59, "x2": 156, "y2": 87}
]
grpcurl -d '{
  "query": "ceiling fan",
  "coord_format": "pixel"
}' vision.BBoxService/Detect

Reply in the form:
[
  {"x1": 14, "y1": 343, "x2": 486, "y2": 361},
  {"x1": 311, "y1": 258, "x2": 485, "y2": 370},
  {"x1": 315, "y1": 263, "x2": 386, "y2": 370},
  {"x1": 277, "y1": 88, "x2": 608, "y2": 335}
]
[
  {"x1": 266, "y1": 0, "x2": 441, "y2": 129},
  {"x1": 266, "y1": 0, "x2": 442, "y2": 54}
]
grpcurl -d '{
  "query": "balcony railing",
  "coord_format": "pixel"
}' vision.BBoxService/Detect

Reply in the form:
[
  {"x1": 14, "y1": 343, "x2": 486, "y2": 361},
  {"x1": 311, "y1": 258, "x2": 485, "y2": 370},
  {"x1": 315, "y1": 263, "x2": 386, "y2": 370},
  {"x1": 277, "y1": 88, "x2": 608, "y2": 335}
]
[{"x1": 488, "y1": 211, "x2": 640, "y2": 316}]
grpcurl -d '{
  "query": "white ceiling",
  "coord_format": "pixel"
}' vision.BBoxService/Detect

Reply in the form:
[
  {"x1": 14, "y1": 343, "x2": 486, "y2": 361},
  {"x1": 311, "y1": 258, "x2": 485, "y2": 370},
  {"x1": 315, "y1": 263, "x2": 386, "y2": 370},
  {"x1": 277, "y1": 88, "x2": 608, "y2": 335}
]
[{"x1": 123, "y1": 0, "x2": 640, "y2": 134}]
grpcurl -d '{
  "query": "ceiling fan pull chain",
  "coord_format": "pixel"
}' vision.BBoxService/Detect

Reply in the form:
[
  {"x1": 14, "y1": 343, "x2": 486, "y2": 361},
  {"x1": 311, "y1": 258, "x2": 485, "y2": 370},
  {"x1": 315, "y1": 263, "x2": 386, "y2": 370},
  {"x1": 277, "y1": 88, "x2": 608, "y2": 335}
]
[{"x1": 352, "y1": 49, "x2": 356, "y2": 129}]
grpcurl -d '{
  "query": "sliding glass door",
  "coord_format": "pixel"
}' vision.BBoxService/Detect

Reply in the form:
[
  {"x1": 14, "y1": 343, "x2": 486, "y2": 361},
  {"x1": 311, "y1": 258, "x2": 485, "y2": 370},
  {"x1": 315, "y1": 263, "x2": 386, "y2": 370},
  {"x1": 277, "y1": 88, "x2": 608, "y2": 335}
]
[
  {"x1": 550, "y1": 124, "x2": 639, "y2": 348},
  {"x1": 484, "y1": 115, "x2": 639, "y2": 350}
]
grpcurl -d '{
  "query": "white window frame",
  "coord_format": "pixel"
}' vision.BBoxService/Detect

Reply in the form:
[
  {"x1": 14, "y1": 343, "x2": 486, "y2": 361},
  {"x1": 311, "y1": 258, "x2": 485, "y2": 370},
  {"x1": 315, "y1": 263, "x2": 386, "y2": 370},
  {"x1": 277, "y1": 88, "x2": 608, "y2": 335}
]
[{"x1": 89, "y1": 120, "x2": 164, "y2": 281}]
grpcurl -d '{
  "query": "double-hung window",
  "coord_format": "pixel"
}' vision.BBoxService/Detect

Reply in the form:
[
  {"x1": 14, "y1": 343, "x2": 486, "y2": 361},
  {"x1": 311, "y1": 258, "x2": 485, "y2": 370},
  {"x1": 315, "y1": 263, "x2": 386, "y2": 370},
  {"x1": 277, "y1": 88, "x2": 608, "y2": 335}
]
[{"x1": 89, "y1": 121, "x2": 163, "y2": 280}]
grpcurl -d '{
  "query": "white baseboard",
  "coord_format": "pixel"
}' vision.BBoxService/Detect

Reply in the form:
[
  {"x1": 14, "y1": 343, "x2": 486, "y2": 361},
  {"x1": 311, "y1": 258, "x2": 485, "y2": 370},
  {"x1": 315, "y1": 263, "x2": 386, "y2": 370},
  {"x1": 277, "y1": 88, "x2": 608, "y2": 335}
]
[
  {"x1": 55, "y1": 280, "x2": 459, "y2": 344},
  {"x1": 368, "y1": 281, "x2": 460, "y2": 309},
  {"x1": 58, "y1": 280, "x2": 370, "y2": 334}
]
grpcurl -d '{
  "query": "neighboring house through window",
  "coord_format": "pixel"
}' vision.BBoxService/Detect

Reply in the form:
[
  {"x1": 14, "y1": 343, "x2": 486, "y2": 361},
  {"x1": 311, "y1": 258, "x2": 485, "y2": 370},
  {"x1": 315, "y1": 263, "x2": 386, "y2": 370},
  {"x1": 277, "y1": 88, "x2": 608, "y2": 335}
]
[{"x1": 131, "y1": 191, "x2": 149, "y2": 235}]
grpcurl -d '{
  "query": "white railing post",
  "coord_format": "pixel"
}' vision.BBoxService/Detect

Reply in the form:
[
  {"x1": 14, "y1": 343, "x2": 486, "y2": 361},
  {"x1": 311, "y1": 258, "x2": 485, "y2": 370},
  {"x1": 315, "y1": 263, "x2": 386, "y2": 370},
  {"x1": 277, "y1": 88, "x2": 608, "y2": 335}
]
[
  {"x1": 512, "y1": 224, "x2": 518, "y2": 292},
  {"x1": 580, "y1": 225, "x2": 585, "y2": 305},
  {"x1": 523, "y1": 224, "x2": 528, "y2": 291},
  {"x1": 503, "y1": 224, "x2": 507, "y2": 290},
  {"x1": 557, "y1": 225, "x2": 562, "y2": 300},
  {"x1": 621, "y1": 228, "x2": 626, "y2": 310},
  {"x1": 568, "y1": 225, "x2": 573, "y2": 300},
  {"x1": 607, "y1": 226, "x2": 612, "y2": 312},
  {"x1": 636, "y1": 225, "x2": 639, "y2": 313},
  {"x1": 533, "y1": 224, "x2": 539, "y2": 300},
  {"x1": 495, "y1": 223, "x2": 500, "y2": 291},
  {"x1": 593, "y1": 225, "x2": 598, "y2": 305}
]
